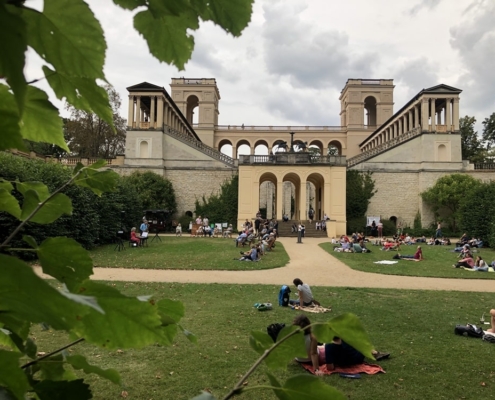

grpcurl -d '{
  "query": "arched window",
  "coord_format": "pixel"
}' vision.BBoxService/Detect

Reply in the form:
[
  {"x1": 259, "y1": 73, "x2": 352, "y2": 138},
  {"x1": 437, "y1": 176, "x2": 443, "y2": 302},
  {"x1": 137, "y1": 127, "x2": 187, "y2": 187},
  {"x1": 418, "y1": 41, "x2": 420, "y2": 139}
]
[
  {"x1": 185, "y1": 211, "x2": 193, "y2": 217},
  {"x1": 139, "y1": 140, "x2": 149, "y2": 158},
  {"x1": 437, "y1": 144, "x2": 448, "y2": 161},
  {"x1": 186, "y1": 95, "x2": 199, "y2": 125},
  {"x1": 364, "y1": 96, "x2": 377, "y2": 127}
]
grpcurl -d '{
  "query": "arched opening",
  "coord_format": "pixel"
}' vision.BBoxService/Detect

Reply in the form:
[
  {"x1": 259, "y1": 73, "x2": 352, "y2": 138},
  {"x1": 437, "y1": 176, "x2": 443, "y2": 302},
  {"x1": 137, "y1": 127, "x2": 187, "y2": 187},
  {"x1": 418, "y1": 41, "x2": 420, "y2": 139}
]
[
  {"x1": 272, "y1": 139, "x2": 288, "y2": 153},
  {"x1": 139, "y1": 140, "x2": 149, "y2": 158},
  {"x1": 254, "y1": 140, "x2": 269, "y2": 155},
  {"x1": 307, "y1": 173, "x2": 325, "y2": 221},
  {"x1": 327, "y1": 140, "x2": 342, "y2": 155},
  {"x1": 259, "y1": 172, "x2": 277, "y2": 219},
  {"x1": 282, "y1": 173, "x2": 302, "y2": 220},
  {"x1": 186, "y1": 95, "x2": 199, "y2": 125},
  {"x1": 389, "y1": 216, "x2": 397, "y2": 227},
  {"x1": 185, "y1": 211, "x2": 193, "y2": 217},
  {"x1": 364, "y1": 96, "x2": 377, "y2": 127},
  {"x1": 437, "y1": 144, "x2": 448, "y2": 161},
  {"x1": 237, "y1": 144, "x2": 251, "y2": 157},
  {"x1": 219, "y1": 139, "x2": 233, "y2": 157}
]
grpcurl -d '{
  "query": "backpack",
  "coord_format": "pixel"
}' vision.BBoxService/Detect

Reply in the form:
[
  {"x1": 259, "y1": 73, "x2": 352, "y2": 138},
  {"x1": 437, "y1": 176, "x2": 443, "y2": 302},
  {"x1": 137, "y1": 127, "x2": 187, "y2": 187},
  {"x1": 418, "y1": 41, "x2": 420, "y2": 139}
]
[
  {"x1": 454, "y1": 324, "x2": 483, "y2": 338},
  {"x1": 278, "y1": 285, "x2": 291, "y2": 307},
  {"x1": 267, "y1": 323, "x2": 286, "y2": 342}
]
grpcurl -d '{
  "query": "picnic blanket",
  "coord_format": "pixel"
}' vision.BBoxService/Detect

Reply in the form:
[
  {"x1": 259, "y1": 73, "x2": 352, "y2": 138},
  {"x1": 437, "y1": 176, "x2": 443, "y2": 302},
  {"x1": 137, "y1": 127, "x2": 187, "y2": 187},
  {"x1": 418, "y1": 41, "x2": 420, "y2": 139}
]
[
  {"x1": 300, "y1": 362, "x2": 385, "y2": 375},
  {"x1": 297, "y1": 305, "x2": 331, "y2": 314},
  {"x1": 374, "y1": 260, "x2": 398, "y2": 265}
]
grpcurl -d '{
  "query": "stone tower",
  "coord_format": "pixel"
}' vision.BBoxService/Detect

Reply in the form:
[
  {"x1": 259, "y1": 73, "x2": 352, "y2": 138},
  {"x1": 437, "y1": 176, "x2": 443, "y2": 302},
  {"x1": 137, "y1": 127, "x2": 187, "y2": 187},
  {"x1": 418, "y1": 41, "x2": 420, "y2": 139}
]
[{"x1": 170, "y1": 78, "x2": 220, "y2": 147}]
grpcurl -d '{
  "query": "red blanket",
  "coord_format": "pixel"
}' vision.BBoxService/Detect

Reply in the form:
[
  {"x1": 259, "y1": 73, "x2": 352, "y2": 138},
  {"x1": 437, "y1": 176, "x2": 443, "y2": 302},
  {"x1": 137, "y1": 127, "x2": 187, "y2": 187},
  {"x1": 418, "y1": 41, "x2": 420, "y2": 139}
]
[{"x1": 300, "y1": 362, "x2": 385, "y2": 375}]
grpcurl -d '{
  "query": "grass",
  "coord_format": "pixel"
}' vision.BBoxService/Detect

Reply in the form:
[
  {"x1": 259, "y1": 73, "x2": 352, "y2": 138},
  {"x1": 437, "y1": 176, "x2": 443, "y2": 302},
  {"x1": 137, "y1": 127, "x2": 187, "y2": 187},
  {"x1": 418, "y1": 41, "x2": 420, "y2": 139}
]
[
  {"x1": 29, "y1": 282, "x2": 495, "y2": 400},
  {"x1": 321, "y1": 242, "x2": 495, "y2": 279},
  {"x1": 89, "y1": 237, "x2": 289, "y2": 271}
]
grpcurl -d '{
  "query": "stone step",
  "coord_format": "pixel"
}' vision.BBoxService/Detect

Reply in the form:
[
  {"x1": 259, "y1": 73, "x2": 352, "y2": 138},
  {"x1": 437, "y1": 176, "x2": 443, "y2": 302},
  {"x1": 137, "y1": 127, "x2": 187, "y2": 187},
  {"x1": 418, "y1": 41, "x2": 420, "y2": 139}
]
[{"x1": 275, "y1": 220, "x2": 328, "y2": 238}]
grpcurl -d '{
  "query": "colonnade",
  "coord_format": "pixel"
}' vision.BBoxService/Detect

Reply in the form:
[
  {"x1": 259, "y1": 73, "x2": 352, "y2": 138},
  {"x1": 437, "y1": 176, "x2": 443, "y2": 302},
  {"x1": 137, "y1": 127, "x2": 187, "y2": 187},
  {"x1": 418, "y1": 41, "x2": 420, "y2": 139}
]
[{"x1": 361, "y1": 96, "x2": 460, "y2": 152}]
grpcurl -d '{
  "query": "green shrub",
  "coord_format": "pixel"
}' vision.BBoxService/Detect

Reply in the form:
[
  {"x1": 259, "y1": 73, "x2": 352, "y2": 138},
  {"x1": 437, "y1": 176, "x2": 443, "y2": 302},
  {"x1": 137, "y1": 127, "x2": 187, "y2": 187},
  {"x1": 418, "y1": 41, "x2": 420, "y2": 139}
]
[
  {"x1": 124, "y1": 171, "x2": 177, "y2": 213},
  {"x1": 346, "y1": 170, "x2": 376, "y2": 220},
  {"x1": 195, "y1": 175, "x2": 238, "y2": 226}
]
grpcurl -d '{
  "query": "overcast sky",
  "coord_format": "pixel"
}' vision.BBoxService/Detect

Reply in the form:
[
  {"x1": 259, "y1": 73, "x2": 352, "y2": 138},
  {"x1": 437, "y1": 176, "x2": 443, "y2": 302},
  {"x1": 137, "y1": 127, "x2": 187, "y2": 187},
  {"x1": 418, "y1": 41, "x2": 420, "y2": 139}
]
[{"x1": 28, "y1": 0, "x2": 495, "y2": 131}]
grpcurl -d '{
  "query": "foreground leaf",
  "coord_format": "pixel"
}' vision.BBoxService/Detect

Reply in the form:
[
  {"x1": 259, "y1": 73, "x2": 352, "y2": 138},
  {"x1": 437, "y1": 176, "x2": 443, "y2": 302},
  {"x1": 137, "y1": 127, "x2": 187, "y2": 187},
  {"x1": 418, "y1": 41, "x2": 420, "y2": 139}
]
[
  {"x1": 38, "y1": 354, "x2": 67, "y2": 381},
  {"x1": 134, "y1": 9, "x2": 197, "y2": 70},
  {"x1": 312, "y1": 313, "x2": 374, "y2": 359},
  {"x1": 191, "y1": 392, "x2": 217, "y2": 400},
  {"x1": 0, "y1": 3, "x2": 27, "y2": 112},
  {"x1": 0, "y1": 188, "x2": 21, "y2": 219},
  {"x1": 195, "y1": 0, "x2": 254, "y2": 36},
  {"x1": 0, "y1": 255, "x2": 88, "y2": 331},
  {"x1": 73, "y1": 168, "x2": 119, "y2": 196},
  {"x1": 0, "y1": 84, "x2": 26, "y2": 151},
  {"x1": 156, "y1": 298, "x2": 184, "y2": 324},
  {"x1": 267, "y1": 373, "x2": 346, "y2": 400},
  {"x1": 66, "y1": 355, "x2": 120, "y2": 384},
  {"x1": 33, "y1": 379, "x2": 91, "y2": 400},
  {"x1": 0, "y1": 350, "x2": 30, "y2": 400},
  {"x1": 23, "y1": 0, "x2": 106, "y2": 81},
  {"x1": 19, "y1": 86, "x2": 69, "y2": 151},
  {"x1": 73, "y1": 281, "x2": 178, "y2": 349},
  {"x1": 37, "y1": 237, "x2": 93, "y2": 290},
  {"x1": 20, "y1": 190, "x2": 72, "y2": 224}
]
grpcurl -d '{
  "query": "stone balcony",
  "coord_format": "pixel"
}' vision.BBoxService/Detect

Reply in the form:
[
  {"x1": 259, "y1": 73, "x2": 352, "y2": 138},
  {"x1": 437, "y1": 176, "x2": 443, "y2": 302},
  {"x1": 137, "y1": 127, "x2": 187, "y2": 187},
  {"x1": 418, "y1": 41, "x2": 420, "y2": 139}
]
[{"x1": 238, "y1": 154, "x2": 346, "y2": 166}]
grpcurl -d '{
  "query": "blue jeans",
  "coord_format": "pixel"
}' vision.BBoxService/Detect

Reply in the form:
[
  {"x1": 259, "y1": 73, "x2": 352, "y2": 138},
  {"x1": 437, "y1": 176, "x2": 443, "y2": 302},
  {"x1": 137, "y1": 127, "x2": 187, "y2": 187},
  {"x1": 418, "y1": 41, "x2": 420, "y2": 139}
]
[{"x1": 435, "y1": 229, "x2": 442, "y2": 238}]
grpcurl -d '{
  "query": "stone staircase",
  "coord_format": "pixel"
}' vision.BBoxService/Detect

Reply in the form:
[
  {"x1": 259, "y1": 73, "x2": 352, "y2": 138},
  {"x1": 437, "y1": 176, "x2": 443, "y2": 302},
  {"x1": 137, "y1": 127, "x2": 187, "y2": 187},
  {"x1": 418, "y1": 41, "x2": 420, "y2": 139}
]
[{"x1": 276, "y1": 220, "x2": 329, "y2": 238}]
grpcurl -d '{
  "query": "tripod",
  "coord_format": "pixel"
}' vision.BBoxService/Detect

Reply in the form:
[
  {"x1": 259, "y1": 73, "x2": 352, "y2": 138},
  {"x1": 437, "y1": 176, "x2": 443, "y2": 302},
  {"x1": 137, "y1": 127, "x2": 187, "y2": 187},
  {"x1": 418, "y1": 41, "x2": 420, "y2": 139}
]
[{"x1": 150, "y1": 228, "x2": 161, "y2": 243}]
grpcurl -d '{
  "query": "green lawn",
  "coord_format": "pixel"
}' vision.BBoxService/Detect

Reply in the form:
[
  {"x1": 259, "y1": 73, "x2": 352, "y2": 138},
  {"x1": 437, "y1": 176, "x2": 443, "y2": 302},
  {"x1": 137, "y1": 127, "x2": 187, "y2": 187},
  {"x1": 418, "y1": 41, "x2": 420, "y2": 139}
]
[
  {"x1": 321, "y1": 242, "x2": 495, "y2": 279},
  {"x1": 90, "y1": 237, "x2": 289, "y2": 271},
  {"x1": 29, "y1": 282, "x2": 495, "y2": 400}
]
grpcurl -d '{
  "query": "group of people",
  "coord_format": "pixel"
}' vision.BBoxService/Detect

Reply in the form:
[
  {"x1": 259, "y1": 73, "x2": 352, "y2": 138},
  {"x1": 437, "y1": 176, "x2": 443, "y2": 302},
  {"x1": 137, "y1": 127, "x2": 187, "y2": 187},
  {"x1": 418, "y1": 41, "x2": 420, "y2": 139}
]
[
  {"x1": 187, "y1": 215, "x2": 232, "y2": 238},
  {"x1": 235, "y1": 213, "x2": 280, "y2": 261},
  {"x1": 452, "y1": 243, "x2": 493, "y2": 271},
  {"x1": 129, "y1": 218, "x2": 149, "y2": 246},
  {"x1": 332, "y1": 233, "x2": 370, "y2": 253}
]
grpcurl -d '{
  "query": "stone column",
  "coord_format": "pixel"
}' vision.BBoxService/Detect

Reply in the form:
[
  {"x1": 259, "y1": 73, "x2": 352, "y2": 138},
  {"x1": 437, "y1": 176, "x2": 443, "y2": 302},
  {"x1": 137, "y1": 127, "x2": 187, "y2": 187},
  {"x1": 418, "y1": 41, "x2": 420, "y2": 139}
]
[
  {"x1": 150, "y1": 96, "x2": 155, "y2": 127},
  {"x1": 157, "y1": 96, "x2": 164, "y2": 129},
  {"x1": 453, "y1": 98, "x2": 460, "y2": 131},
  {"x1": 232, "y1": 145, "x2": 237, "y2": 159},
  {"x1": 392, "y1": 122, "x2": 396, "y2": 138},
  {"x1": 414, "y1": 104, "x2": 419, "y2": 128},
  {"x1": 430, "y1": 98, "x2": 436, "y2": 131},
  {"x1": 127, "y1": 95, "x2": 134, "y2": 128},
  {"x1": 250, "y1": 146, "x2": 255, "y2": 155},
  {"x1": 276, "y1": 181, "x2": 283, "y2": 220},
  {"x1": 408, "y1": 110, "x2": 413, "y2": 131},
  {"x1": 135, "y1": 96, "x2": 141, "y2": 127},
  {"x1": 445, "y1": 98, "x2": 451, "y2": 132},
  {"x1": 421, "y1": 98, "x2": 429, "y2": 130},
  {"x1": 437, "y1": 107, "x2": 442, "y2": 125},
  {"x1": 299, "y1": 180, "x2": 307, "y2": 222}
]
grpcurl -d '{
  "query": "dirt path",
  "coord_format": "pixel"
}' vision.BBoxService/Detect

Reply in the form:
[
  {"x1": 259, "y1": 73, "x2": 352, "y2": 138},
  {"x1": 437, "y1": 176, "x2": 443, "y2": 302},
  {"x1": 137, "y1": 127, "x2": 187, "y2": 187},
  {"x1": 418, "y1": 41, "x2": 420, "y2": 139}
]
[{"x1": 35, "y1": 237, "x2": 495, "y2": 292}]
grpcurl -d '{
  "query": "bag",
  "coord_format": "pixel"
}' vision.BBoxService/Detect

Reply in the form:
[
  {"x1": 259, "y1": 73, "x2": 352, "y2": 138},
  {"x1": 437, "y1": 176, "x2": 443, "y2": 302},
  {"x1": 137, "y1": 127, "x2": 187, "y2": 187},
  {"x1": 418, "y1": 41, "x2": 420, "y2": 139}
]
[
  {"x1": 483, "y1": 333, "x2": 495, "y2": 343},
  {"x1": 267, "y1": 323, "x2": 285, "y2": 342},
  {"x1": 278, "y1": 285, "x2": 291, "y2": 307},
  {"x1": 454, "y1": 323, "x2": 483, "y2": 338}
]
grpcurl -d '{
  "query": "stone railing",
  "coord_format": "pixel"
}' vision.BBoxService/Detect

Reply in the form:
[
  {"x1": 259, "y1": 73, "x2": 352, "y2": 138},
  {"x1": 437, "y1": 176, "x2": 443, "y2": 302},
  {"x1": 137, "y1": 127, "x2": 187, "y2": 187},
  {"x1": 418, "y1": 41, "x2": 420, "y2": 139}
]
[
  {"x1": 474, "y1": 163, "x2": 495, "y2": 170},
  {"x1": 164, "y1": 126, "x2": 237, "y2": 168},
  {"x1": 347, "y1": 126, "x2": 422, "y2": 168},
  {"x1": 238, "y1": 154, "x2": 346, "y2": 166},
  {"x1": 8, "y1": 149, "x2": 125, "y2": 166},
  {"x1": 215, "y1": 125, "x2": 345, "y2": 131}
]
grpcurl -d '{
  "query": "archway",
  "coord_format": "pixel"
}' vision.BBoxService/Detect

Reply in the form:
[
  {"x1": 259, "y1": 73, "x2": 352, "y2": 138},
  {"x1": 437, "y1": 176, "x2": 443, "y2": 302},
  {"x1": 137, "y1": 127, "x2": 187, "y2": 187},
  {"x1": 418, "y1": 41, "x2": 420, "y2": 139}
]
[
  {"x1": 307, "y1": 172, "x2": 325, "y2": 221},
  {"x1": 364, "y1": 96, "x2": 377, "y2": 127},
  {"x1": 218, "y1": 139, "x2": 233, "y2": 157},
  {"x1": 139, "y1": 140, "x2": 149, "y2": 158},
  {"x1": 235, "y1": 139, "x2": 252, "y2": 157},
  {"x1": 186, "y1": 95, "x2": 199, "y2": 125},
  {"x1": 282, "y1": 172, "x2": 302, "y2": 220},
  {"x1": 254, "y1": 140, "x2": 269, "y2": 156},
  {"x1": 259, "y1": 172, "x2": 277, "y2": 219},
  {"x1": 327, "y1": 140, "x2": 342, "y2": 155}
]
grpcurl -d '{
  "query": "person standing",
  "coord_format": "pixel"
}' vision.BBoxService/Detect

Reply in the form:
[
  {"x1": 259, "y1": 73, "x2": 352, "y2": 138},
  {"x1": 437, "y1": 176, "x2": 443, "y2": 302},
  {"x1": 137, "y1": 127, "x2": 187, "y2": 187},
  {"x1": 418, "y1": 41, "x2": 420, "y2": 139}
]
[
  {"x1": 139, "y1": 219, "x2": 148, "y2": 234},
  {"x1": 308, "y1": 207, "x2": 314, "y2": 224},
  {"x1": 435, "y1": 221, "x2": 442, "y2": 238},
  {"x1": 377, "y1": 220, "x2": 383, "y2": 238}
]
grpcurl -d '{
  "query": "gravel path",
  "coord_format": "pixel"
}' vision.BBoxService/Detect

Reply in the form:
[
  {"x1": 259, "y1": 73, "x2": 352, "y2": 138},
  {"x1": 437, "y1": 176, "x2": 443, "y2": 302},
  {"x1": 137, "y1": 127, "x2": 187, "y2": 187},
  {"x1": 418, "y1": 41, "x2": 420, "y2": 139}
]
[{"x1": 35, "y1": 237, "x2": 495, "y2": 292}]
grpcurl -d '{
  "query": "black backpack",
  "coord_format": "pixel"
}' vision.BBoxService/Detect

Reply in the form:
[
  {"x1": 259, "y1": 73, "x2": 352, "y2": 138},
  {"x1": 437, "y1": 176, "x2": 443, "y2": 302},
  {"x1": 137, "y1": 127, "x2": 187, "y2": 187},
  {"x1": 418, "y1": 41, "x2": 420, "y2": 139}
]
[
  {"x1": 278, "y1": 285, "x2": 291, "y2": 307},
  {"x1": 267, "y1": 323, "x2": 286, "y2": 342},
  {"x1": 454, "y1": 324, "x2": 483, "y2": 338}
]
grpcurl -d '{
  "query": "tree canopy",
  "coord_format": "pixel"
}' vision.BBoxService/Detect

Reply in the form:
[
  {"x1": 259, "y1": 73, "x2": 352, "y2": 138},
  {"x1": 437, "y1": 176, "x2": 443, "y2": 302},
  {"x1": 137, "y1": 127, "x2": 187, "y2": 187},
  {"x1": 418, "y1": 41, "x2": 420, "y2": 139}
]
[
  {"x1": 125, "y1": 171, "x2": 177, "y2": 212},
  {"x1": 460, "y1": 115, "x2": 485, "y2": 163},
  {"x1": 346, "y1": 170, "x2": 376, "y2": 220}
]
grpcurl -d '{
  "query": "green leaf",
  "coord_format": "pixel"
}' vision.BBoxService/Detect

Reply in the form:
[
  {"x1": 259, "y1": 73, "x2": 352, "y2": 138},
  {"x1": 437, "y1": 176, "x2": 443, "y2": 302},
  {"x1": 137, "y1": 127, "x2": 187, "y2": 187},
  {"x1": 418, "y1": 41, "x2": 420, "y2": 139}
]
[
  {"x1": 19, "y1": 86, "x2": 69, "y2": 151},
  {"x1": 23, "y1": 1, "x2": 106, "y2": 80},
  {"x1": 73, "y1": 281, "x2": 178, "y2": 349},
  {"x1": 20, "y1": 191, "x2": 72, "y2": 224},
  {"x1": 193, "y1": 0, "x2": 254, "y2": 36},
  {"x1": 156, "y1": 298, "x2": 184, "y2": 324},
  {"x1": 22, "y1": 235, "x2": 38, "y2": 249},
  {"x1": 191, "y1": 392, "x2": 217, "y2": 400},
  {"x1": 267, "y1": 373, "x2": 346, "y2": 400},
  {"x1": 86, "y1": 159, "x2": 108, "y2": 170},
  {"x1": 0, "y1": 188, "x2": 21, "y2": 219},
  {"x1": 0, "y1": 350, "x2": 30, "y2": 400},
  {"x1": 0, "y1": 4, "x2": 27, "y2": 112},
  {"x1": 178, "y1": 324, "x2": 198, "y2": 345},
  {"x1": 0, "y1": 84, "x2": 26, "y2": 151},
  {"x1": 148, "y1": 0, "x2": 191, "y2": 16},
  {"x1": 15, "y1": 181, "x2": 51, "y2": 201},
  {"x1": 39, "y1": 354, "x2": 66, "y2": 381},
  {"x1": 33, "y1": 379, "x2": 92, "y2": 400},
  {"x1": 43, "y1": 67, "x2": 114, "y2": 126},
  {"x1": 37, "y1": 237, "x2": 93, "y2": 290},
  {"x1": 312, "y1": 313, "x2": 374, "y2": 360},
  {"x1": 0, "y1": 254, "x2": 88, "y2": 331},
  {"x1": 66, "y1": 355, "x2": 120, "y2": 384},
  {"x1": 134, "y1": 9, "x2": 197, "y2": 70},
  {"x1": 0, "y1": 328, "x2": 17, "y2": 351},
  {"x1": 25, "y1": 338, "x2": 37, "y2": 359},
  {"x1": 73, "y1": 168, "x2": 119, "y2": 196},
  {"x1": 250, "y1": 326, "x2": 306, "y2": 370},
  {"x1": 112, "y1": 0, "x2": 146, "y2": 11}
]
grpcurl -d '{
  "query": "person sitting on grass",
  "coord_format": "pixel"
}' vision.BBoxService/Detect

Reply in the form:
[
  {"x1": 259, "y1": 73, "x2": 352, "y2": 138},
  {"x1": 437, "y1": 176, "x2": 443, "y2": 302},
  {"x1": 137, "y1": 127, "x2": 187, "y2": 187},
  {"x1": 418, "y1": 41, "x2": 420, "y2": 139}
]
[
  {"x1": 397, "y1": 245, "x2": 423, "y2": 261},
  {"x1": 485, "y1": 309, "x2": 495, "y2": 335},
  {"x1": 130, "y1": 227, "x2": 140, "y2": 246},
  {"x1": 463, "y1": 256, "x2": 489, "y2": 272},
  {"x1": 453, "y1": 255, "x2": 474, "y2": 269},
  {"x1": 292, "y1": 315, "x2": 390, "y2": 376},
  {"x1": 289, "y1": 278, "x2": 319, "y2": 307},
  {"x1": 237, "y1": 244, "x2": 258, "y2": 261}
]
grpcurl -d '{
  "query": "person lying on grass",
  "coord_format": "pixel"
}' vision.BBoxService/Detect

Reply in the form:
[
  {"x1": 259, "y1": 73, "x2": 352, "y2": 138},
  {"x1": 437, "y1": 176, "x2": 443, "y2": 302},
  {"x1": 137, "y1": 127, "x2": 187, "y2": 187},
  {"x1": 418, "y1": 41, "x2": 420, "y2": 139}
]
[
  {"x1": 292, "y1": 315, "x2": 389, "y2": 376},
  {"x1": 397, "y1": 245, "x2": 423, "y2": 261}
]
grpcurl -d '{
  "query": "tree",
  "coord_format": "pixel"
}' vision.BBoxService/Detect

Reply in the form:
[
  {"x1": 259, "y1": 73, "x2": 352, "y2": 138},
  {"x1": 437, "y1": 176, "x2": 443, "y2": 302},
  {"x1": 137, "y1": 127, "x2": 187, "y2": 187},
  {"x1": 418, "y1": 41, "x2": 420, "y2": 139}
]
[
  {"x1": 195, "y1": 174, "x2": 238, "y2": 225},
  {"x1": 346, "y1": 170, "x2": 376, "y2": 220},
  {"x1": 460, "y1": 115, "x2": 485, "y2": 163},
  {"x1": 65, "y1": 86, "x2": 127, "y2": 157},
  {"x1": 421, "y1": 174, "x2": 482, "y2": 232},
  {"x1": 482, "y1": 112, "x2": 495, "y2": 153},
  {"x1": 125, "y1": 171, "x2": 177, "y2": 212}
]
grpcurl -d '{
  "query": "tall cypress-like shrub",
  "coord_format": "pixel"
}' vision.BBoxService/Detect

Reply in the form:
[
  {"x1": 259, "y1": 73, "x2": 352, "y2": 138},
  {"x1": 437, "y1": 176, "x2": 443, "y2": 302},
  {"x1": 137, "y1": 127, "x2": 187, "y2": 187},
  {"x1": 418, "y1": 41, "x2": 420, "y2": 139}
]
[{"x1": 194, "y1": 175, "x2": 238, "y2": 226}]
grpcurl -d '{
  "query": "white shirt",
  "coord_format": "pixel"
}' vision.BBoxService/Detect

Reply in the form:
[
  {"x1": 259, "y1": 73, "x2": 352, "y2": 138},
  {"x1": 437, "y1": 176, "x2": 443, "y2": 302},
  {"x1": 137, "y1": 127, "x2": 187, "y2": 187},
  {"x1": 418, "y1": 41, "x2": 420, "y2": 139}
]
[{"x1": 297, "y1": 284, "x2": 314, "y2": 304}]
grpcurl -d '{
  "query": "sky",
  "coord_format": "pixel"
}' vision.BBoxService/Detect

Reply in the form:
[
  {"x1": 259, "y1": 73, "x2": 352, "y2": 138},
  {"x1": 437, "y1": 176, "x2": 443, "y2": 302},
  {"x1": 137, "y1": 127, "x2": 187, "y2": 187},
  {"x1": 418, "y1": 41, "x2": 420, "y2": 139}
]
[{"x1": 26, "y1": 0, "x2": 495, "y2": 132}]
